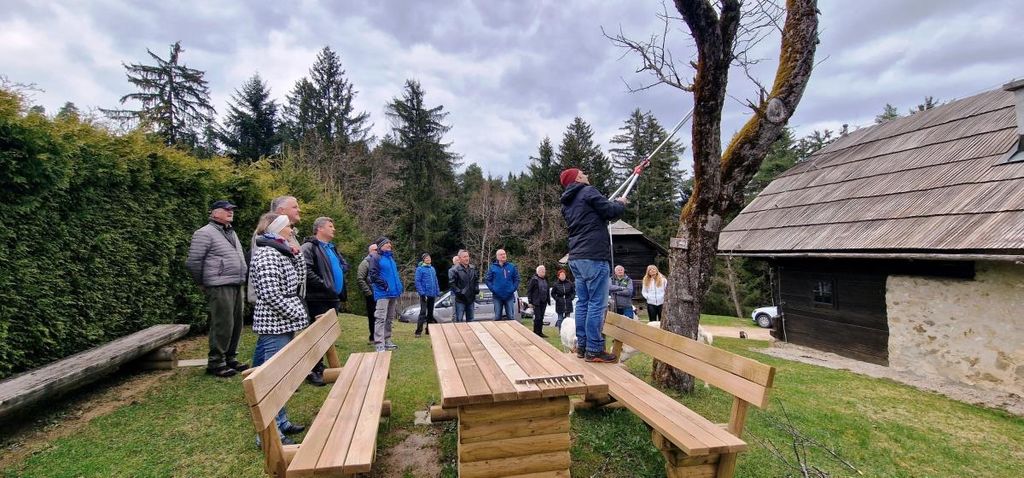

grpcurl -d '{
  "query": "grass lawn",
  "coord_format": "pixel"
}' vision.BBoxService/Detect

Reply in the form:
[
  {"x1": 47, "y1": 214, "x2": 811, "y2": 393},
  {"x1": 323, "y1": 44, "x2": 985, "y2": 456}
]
[{"x1": 3, "y1": 314, "x2": 1022, "y2": 477}]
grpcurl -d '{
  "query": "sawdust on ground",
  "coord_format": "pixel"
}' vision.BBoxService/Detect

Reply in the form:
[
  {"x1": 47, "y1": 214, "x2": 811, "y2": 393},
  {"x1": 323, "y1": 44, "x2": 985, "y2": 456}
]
[
  {"x1": 373, "y1": 429, "x2": 443, "y2": 478},
  {"x1": 759, "y1": 341, "x2": 1024, "y2": 416}
]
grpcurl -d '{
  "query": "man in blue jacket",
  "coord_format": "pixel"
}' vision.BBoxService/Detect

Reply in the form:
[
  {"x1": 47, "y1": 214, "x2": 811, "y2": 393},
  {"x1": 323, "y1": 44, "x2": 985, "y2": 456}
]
[
  {"x1": 414, "y1": 253, "x2": 440, "y2": 337},
  {"x1": 484, "y1": 249, "x2": 519, "y2": 321},
  {"x1": 560, "y1": 168, "x2": 626, "y2": 363},
  {"x1": 368, "y1": 237, "x2": 404, "y2": 352}
]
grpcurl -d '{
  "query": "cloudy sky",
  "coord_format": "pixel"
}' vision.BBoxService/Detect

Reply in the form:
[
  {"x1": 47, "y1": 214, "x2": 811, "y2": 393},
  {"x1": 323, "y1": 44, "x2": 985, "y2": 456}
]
[{"x1": 2, "y1": 0, "x2": 1022, "y2": 177}]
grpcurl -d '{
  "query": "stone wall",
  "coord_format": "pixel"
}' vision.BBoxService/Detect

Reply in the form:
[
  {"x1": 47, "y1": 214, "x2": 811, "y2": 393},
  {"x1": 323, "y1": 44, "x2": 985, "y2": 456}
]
[{"x1": 886, "y1": 261, "x2": 1024, "y2": 395}]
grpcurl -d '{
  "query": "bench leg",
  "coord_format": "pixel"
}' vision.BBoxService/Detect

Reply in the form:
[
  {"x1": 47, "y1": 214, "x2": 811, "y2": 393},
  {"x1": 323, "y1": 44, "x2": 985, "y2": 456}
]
[
  {"x1": 653, "y1": 431, "x2": 726, "y2": 478},
  {"x1": 323, "y1": 367, "x2": 343, "y2": 383}
]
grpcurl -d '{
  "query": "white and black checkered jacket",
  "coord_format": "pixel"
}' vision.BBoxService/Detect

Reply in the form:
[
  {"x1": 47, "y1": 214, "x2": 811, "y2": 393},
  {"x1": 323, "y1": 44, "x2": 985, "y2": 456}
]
[{"x1": 251, "y1": 238, "x2": 308, "y2": 335}]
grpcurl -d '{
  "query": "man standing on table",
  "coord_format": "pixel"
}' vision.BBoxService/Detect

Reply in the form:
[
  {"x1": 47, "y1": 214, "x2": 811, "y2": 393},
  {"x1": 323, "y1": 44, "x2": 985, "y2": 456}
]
[{"x1": 559, "y1": 168, "x2": 626, "y2": 363}]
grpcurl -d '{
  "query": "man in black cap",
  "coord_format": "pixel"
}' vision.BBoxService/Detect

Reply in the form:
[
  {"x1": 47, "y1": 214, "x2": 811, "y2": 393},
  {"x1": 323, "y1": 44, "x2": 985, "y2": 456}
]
[{"x1": 186, "y1": 200, "x2": 249, "y2": 377}]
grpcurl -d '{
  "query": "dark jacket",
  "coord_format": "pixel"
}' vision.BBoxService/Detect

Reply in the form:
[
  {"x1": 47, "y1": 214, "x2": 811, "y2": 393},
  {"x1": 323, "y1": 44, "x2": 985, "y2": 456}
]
[
  {"x1": 609, "y1": 274, "x2": 635, "y2": 309},
  {"x1": 368, "y1": 250, "x2": 404, "y2": 300},
  {"x1": 560, "y1": 183, "x2": 625, "y2": 263},
  {"x1": 448, "y1": 264, "x2": 479, "y2": 304},
  {"x1": 300, "y1": 237, "x2": 349, "y2": 303},
  {"x1": 185, "y1": 221, "x2": 248, "y2": 287},
  {"x1": 415, "y1": 262, "x2": 440, "y2": 297},
  {"x1": 525, "y1": 274, "x2": 550, "y2": 307},
  {"x1": 484, "y1": 260, "x2": 520, "y2": 301},
  {"x1": 550, "y1": 279, "x2": 575, "y2": 315}
]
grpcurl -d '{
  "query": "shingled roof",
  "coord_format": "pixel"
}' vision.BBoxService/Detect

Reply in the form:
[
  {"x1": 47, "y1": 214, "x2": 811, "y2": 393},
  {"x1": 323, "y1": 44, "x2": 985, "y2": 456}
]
[{"x1": 718, "y1": 85, "x2": 1024, "y2": 260}]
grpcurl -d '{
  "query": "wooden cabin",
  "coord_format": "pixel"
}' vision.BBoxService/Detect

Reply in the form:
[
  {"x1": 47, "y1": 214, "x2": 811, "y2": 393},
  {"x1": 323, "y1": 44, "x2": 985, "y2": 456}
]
[{"x1": 718, "y1": 80, "x2": 1024, "y2": 396}]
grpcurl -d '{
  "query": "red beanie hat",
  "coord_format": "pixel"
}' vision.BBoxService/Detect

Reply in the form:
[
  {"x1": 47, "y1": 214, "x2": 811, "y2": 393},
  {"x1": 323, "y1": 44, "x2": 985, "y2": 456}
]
[{"x1": 559, "y1": 168, "x2": 581, "y2": 188}]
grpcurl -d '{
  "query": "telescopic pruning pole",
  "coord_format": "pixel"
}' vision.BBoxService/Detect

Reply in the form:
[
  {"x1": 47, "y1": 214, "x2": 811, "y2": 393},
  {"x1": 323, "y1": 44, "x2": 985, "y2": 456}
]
[{"x1": 607, "y1": 106, "x2": 694, "y2": 271}]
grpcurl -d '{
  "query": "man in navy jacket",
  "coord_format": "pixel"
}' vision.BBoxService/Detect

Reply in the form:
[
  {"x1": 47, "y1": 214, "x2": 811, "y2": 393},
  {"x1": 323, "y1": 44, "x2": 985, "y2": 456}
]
[
  {"x1": 559, "y1": 168, "x2": 626, "y2": 363},
  {"x1": 484, "y1": 249, "x2": 519, "y2": 320}
]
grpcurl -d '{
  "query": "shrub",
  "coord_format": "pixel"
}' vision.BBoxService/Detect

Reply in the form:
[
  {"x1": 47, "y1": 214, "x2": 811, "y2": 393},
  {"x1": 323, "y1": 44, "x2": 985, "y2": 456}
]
[{"x1": 0, "y1": 90, "x2": 363, "y2": 378}]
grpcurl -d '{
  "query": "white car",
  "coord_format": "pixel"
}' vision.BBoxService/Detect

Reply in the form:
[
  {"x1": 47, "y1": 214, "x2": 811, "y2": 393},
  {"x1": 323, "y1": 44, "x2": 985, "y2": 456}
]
[{"x1": 751, "y1": 306, "x2": 778, "y2": 328}]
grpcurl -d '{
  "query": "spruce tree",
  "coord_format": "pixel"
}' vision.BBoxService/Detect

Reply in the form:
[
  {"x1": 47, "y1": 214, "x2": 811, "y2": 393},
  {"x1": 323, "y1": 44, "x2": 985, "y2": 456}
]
[
  {"x1": 283, "y1": 46, "x2": 370, "y2": 148},
  {"x1": 528, "y1": 136, "x2": 558, "y2": 187},
  {"x1": 385, "y1": 79, "x2": 459, "y2": 254},
  {"x1": 218, "y1": 74, "x2": 281, "y2": 164},
  {"x1": 556, "y1": 117, "x2": 614, "y2": 194},
  {"x1": 104, "y1": 42, "x2": 215, "y2": 149}
]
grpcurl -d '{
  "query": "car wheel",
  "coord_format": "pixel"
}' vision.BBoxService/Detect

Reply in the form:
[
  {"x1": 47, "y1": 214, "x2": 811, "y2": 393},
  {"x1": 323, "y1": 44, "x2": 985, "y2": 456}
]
[{"x1": 755, "y1": 313, "x2": 772, "y2": 328}]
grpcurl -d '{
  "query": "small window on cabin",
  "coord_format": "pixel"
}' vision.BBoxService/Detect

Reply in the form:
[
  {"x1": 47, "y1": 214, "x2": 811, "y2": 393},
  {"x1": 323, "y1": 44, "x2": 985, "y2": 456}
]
[
  {"x1": 1002, "y1": 137, "x2": 1024, "y2": 164},
  {"x1": 812, "y1": 279, "x2": 834, "y2": 306}
]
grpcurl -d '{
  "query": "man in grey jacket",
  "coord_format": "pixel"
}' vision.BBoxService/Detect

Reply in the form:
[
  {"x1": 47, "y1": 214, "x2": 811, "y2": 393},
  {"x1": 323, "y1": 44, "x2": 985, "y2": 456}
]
[
  {"x1": 186, "y1": 200, "x2": 249, "y2": 378},
  {"x1": 356, "y1": 243, "x2": 378, "y2": 344}
]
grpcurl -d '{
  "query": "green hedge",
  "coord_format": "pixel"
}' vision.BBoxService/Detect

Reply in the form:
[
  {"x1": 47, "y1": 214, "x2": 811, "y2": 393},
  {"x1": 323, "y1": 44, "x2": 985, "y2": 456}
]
[{"x1": 0, "y1": 90, "x2": 364, "y2": 379}]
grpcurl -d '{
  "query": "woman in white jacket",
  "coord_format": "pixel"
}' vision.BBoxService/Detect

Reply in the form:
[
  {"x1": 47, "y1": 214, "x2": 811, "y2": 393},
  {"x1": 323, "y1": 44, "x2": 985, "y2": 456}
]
[{"x1": 641, "y1": 265, "x2": 667, "y2": 322}]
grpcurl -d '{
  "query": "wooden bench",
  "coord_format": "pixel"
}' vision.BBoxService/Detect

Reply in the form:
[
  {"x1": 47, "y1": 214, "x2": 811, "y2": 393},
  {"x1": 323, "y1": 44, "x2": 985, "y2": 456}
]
[
  {"x1": 581, "y1": 313, "x2": 776, "y2": 478},
  {"x1": 242, "y1": 309, "x2": 392, "y2": 477}
]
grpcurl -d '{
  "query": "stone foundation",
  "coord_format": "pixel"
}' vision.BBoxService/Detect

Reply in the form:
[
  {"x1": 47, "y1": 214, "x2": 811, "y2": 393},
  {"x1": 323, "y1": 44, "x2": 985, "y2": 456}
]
[{"x1": 886, "y1": 261, "x2": 1024, "y2": 395}]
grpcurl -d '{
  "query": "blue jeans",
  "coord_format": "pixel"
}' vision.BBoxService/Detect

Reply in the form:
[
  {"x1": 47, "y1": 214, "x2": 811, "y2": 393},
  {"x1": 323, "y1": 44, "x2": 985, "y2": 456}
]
[
  {"x1": 454, "y1": 300, "x2": 475, "y2": 322},
  {"x1": 569, "y1": 259, "x2": 610, "y2": 354},
  {"x1": 493, "y1": 297, "x2": 516, "y2": 320},
  {"x1": 616, "y1": 306, "x2": 635, "y2": 319},
  {"x1": 252, "y1": 333, "x2": 295, "y2": 433},
  {"x1": 555, "y1": 313, "x2": 567, "y2": 330}
]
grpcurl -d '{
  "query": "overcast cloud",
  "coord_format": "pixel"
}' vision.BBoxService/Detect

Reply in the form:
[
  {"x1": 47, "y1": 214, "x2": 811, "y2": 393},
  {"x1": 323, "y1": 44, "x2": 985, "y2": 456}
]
[{"x1": 2, "y1": 0, "x2": 1022, "y2": 177}]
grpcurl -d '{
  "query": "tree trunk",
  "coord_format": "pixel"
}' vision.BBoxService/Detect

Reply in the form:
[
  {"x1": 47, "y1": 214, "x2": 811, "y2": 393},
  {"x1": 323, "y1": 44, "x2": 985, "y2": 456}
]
[
  {"x1": 725, "y1": 256, "x2": 744, "y2": 318},
  {"x1": 654, "y1": 0, "x2": 819, "y2": 393}
]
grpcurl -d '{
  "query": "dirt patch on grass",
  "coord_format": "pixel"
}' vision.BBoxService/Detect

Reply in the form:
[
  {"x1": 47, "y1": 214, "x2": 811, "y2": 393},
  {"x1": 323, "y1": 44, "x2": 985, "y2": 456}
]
[
  {"x1": 0, "y1": 335, "x2": 206, "y2": 471},
  {"x1": 702, "y1": 325, "x2": 773, "y2": 341},
  {"x1": 375, "y1": 429, "x2": 443, "y2": 478},
  {"x1": 760, "y1": 342, "x2": 1024, "y2": 416}
]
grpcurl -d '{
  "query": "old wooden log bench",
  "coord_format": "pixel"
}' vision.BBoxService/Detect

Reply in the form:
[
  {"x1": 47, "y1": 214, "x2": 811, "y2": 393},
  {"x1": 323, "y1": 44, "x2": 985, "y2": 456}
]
[
  {"x1": 0, "y1": 323, "x2": 190, "y2": 423},
  {"x1": 242, "y1": 309, "x2": 392, "y2": 477},
  {"x1": 580, "y1": 312, "x2": 776, "y2": 478}
]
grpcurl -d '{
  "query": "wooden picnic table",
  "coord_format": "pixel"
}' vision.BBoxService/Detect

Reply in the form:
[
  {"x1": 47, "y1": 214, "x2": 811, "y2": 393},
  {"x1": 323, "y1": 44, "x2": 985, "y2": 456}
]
[{"x1": 429, "y1": 320, "x2": 607, "y2": 478}]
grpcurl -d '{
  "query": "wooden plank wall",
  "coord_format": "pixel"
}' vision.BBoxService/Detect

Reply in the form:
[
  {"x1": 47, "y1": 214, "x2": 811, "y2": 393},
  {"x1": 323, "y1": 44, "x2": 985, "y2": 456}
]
[{"x1": 775, "y1": 258, "x2": 975, "y2": 366}]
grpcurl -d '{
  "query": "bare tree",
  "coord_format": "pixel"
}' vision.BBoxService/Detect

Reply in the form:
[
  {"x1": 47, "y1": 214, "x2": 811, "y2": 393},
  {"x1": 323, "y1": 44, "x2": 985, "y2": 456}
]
[
  {"x1": 610, "y1": 0, "x2": 819, "y2": 391},
  {"x1": 464, "y1": 181, "x2": 518, "y2": 273}
]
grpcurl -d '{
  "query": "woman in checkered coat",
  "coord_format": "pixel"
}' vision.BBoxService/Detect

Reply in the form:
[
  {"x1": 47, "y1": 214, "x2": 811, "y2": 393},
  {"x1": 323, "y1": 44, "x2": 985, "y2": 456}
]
[{"x1": 250, "y1": 212, "x2": 309, "y2": 442}]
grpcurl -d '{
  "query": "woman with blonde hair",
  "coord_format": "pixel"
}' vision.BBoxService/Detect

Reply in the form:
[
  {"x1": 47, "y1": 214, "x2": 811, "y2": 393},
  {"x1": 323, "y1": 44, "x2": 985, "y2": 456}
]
[{"x1": 641, "y1": 265, "x2": 667, "y2": 322}]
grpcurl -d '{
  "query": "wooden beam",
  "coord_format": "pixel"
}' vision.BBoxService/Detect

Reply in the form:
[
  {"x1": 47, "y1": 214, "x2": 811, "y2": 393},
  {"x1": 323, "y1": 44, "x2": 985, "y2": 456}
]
[{"x1": 0, "y1": 324, "x2": 189, "y2": 423}]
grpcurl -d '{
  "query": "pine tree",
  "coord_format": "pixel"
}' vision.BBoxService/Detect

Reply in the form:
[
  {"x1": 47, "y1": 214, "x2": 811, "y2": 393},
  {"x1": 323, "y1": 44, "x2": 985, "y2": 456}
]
[
  {"x1": 283, "y1": 46, "x2": 370, "y2": 148},
  {"x1": 874, "y1": 103, "x2": 900, "y2": 124},
  {"x1": 556, "y1": 117, "x2": 614, "y2": 194},
  {"x1": 103, "y1": 42, "x2": 216, "y2": 149},
  {"x1": 608, "y1": 109, "x2": 682, "y2": 245},
  {"x1": 56, "y1": 102, "x2": 80, "y2": 121},
  {"x1": 909, "y1": 96, "x2": 939, "y2": 115},
  {"x1": 385, "y1": 80, "x2": 459, "y2": 254},
  {"x1": 218, "y1": 73, "x2": 281, "y2": 164},
  {"x1": 527, "y1": 137, "x2": 559, "y2": 187}
]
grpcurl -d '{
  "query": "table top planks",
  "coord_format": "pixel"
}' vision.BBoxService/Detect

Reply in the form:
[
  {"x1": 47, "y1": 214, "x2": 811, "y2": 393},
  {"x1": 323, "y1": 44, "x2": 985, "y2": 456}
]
[{"x1": 429, "y1": 321, "x2": 607, "y2": 407}]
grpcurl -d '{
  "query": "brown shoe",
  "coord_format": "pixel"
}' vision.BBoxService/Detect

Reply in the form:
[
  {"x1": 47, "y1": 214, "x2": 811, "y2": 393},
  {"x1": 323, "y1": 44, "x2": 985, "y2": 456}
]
[{"x1": 585, "y1": 351, "x2": 618, "y2": 363}]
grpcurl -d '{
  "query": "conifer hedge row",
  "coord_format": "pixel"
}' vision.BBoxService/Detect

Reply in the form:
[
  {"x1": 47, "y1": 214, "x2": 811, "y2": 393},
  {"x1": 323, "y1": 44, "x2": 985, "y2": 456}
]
[{"x1": 0, "y1": 90, "x2": 363, "y2": 379}]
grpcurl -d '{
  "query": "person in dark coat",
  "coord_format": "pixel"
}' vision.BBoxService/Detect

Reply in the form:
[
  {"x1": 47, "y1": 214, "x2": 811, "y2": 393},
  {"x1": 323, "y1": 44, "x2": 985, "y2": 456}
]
[
  {"x1": 448, "y1": 249, "x2": 479, "y2": 322},
  {"x1": 550, "y1": 268, "x2": 575, "y2": 329},
  {"x1": 414, "y1": 253, "x2": 440, "y2": 337},
  {"x1": 525, "y1": 265, "x2": 551, "y2": 337},
  {"x1": 560, "y1": 168, "x2": 626, "y2": 363},
  {"x1": 300, "y1": 216, "x2": 349, "y2": 386},
  {"x1": 609, "y1": 265, "x2": 635, "y2": 318}
]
